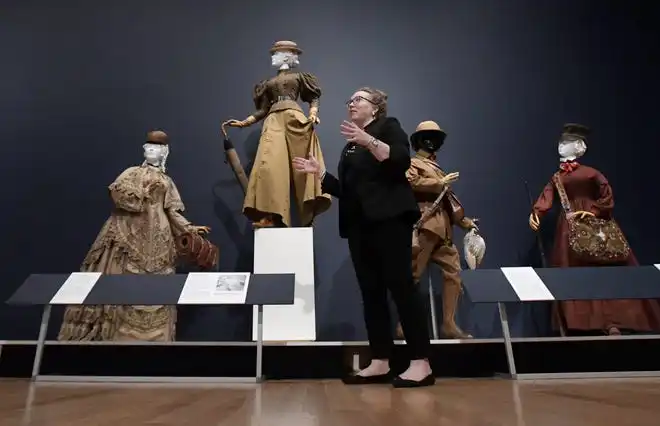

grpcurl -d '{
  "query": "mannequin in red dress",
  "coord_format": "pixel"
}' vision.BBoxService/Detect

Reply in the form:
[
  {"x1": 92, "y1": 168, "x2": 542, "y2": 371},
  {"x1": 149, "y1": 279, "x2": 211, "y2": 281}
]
[{"x1": 529, "y1": 124, "x2": 660, "y2": 335}]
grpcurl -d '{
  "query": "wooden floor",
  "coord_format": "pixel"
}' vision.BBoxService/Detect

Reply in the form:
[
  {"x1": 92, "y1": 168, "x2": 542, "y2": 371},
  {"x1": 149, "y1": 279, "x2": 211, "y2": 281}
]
[{"x1": 2, "y1": 378, "x2": 660, "y2": 425}]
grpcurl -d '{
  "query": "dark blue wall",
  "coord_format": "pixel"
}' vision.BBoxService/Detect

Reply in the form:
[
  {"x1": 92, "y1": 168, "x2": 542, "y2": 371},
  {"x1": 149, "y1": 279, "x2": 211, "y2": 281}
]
[{"x1": 1, "y1": 0, "x2": 658, "y2": 341}]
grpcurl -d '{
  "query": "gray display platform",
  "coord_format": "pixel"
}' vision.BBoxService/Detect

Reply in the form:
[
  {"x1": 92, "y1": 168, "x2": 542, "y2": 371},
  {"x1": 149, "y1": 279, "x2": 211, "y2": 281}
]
[
  {"x1": 461, "y1": 265, "x2": 660, "y2": 380},
  {"x1": 5, "y1": 272, "x2": 295, "y2": 383}
]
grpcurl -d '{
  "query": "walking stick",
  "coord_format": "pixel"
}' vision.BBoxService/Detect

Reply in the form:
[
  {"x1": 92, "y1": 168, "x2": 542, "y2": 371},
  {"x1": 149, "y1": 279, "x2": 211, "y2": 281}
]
[
  {"x1": 221, "y1": 123, "x2": 249, "y2": 194},
  {"x1": 524, "y1": 180, "x2": 566, "y2": 337}
]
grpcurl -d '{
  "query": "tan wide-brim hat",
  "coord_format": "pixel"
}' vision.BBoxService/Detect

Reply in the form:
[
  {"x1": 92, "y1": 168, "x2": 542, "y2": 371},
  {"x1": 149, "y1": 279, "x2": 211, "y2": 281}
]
[
  {"x1": 410, "y1": 120, "x2": 447, "y2": 144},
  {"x1": 269, "y1": 40, "x2": 303, "y2": 55},
  {"x1": 146, "y1": 130, "x2": 168, "y2": 145}
]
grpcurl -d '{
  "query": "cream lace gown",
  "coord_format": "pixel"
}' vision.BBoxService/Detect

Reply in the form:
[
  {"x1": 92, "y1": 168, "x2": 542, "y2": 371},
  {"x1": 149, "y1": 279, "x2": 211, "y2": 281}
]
[{"x1": 58, "y1": 164, "x2": 194, "y2": 341}]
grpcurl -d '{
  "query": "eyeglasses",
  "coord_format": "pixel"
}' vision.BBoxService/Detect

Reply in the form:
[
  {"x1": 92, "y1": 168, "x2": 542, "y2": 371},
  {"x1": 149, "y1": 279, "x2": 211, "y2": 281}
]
[{"x1": 346, "y1": 96, "x2": 376, "y2": 106}]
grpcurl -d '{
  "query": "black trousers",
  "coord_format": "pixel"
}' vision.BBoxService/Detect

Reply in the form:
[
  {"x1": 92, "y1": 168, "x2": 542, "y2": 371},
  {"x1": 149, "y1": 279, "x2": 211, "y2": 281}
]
[{"x1": 347, "y1": 216, "x2": 431, "y2": 360}]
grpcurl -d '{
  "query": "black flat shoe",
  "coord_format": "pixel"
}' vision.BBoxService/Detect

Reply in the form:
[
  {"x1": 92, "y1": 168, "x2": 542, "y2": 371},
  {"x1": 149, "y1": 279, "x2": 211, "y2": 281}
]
[
  {"x1": 342, "y1": 372, "x2": 392, "y2": 385},
  {"x1": 392, "y1": 374, "x2": 435, "y2": 388}
]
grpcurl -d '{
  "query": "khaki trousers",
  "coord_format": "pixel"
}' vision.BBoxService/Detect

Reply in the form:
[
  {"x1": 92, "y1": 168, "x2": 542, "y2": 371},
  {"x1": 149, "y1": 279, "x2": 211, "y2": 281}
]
[
  {"x1": 404, "y1": 229, "x2": 471, "y2": 339},
  {"x1": 412, "y1": 229, "x2": 461, "y2": 288}
]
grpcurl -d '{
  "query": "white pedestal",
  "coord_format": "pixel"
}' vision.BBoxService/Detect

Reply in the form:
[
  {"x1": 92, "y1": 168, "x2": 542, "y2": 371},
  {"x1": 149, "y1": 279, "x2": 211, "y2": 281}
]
[{"x1": 252, "y1": 227, "x2": 316, "y2": 341}]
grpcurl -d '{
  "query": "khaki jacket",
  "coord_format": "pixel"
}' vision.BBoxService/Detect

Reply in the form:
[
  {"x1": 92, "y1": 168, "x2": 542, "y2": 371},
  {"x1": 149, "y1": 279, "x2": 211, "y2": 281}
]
[{"x1": 406, "y1": 156, "x2": 467, "y2": 240}]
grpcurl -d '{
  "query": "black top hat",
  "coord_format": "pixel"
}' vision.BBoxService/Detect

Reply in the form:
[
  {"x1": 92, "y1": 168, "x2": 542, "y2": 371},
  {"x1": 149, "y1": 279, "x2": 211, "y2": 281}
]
[{"x1": 561, "y1": 123, "x2": 590, "y2": 140}]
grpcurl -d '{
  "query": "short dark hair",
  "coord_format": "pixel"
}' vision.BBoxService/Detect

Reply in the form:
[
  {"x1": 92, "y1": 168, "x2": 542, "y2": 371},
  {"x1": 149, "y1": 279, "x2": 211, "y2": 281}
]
[{"x1": 357, "y1": 86, "x2": 388, "y2": 118}]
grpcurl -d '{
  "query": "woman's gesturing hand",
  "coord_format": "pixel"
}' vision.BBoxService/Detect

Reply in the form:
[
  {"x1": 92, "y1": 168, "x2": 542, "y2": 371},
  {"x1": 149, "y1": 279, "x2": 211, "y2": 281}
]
[
  {"x1": 340, "y1": 121, "x2": 371, "y2": 146},
  {"x1": 292, "y1": 155, "x2": 321, "y2": 174}
]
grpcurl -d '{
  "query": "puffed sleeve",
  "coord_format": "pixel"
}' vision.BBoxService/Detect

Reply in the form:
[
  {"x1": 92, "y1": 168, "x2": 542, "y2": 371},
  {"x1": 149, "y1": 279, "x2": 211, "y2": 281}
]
[
  {"x1": 532, "y1": 181, "x2": 555, "y2": 219},
  {"x1": 250, "y1": 80, "x2": 270, "y2": 122},
  {"x1": 163, "y1": 175, "x2": 186, "y2": 212},
  {"x1": 108, "y1": 167, "x2": 146, "y2": 213},
  {"x1": 406, "y1": 163, "x2": 442, "y2": 193},
  {"x1": 591, "y1": 170, "x2": 614, "y2": 219},
  {"x1": 379, "y1": 117, "x2": 411, "y2": 176},
  {"x1": 164, "y1": 176, "x2": 194, "y2": 235},
  {"x1": 298, "y1": 72, "x2": 321, "y2": 109}
]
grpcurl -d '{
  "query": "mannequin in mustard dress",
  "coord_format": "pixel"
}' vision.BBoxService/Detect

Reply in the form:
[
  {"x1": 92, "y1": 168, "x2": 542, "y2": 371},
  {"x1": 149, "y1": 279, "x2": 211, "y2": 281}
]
[{"x1": 224, "y1": 40, "x2": 331, "y2": 228}]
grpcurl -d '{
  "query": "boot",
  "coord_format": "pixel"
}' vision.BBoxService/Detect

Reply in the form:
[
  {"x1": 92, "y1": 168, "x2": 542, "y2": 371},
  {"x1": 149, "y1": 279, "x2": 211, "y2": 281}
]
[
  {"x1": 440, "y1": 281, "x2": 472, "y2": 339},
  {"x1": 606, "y1": 325, "x2": 621, "y2": 336},
  {"x1": 252, "y1": 216, "x2": 275, "y2": 228}
]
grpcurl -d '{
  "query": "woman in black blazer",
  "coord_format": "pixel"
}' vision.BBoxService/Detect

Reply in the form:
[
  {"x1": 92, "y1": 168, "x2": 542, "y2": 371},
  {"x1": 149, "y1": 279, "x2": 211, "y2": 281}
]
[{"x1": 292, "y1": 87, "x2": 434, "y2": 388}]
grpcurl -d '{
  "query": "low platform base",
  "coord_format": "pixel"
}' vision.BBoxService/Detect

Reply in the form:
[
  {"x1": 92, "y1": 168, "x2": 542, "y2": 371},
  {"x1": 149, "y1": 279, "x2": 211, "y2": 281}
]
[
  {"x1": 34, "y1": 375, "x2": 259, "y2": 384},
  {"x1": 0, "y1": 340, "x2": 507, "y2": 380},
  {"x1": 3, "y1": 336, "x2": 660, "y2": 381},
  {"x1": 512, "y1": 371, "x2": 660, "y2": 380}
]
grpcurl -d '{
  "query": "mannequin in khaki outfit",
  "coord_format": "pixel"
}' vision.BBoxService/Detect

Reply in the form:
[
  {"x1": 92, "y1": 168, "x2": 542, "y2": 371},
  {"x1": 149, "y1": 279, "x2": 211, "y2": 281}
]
[{"x1": 396, "y1": 121, "x2": 477, "y2": 339}]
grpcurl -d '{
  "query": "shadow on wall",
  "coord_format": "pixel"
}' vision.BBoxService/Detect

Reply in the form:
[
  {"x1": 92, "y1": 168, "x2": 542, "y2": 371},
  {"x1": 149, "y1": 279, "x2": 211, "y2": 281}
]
[
  {"x1": 175, "y1": 183, "x2": 255, "y2": 342},
  {"x1": 317, "y1": 257, "x2": 363, "y2": 341},
  {"x1": 175, "y1": 129, "x2": 263, "y2": 341},
  {"x1": 453, "y1": 233, "x2": 555, "y2": 339},
  {"x1": 174, "y1": 126, "x2": 258, "y2": 341},
  {"x1": 240, "y1": 129, "x2": 262, "y2": 176}
]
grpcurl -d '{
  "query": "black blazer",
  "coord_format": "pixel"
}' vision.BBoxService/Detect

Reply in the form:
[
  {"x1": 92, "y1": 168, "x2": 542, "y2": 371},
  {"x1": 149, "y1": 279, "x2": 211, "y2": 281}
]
[{"x1": 322, "y1": 116, "x2": 421, "y2": 238}]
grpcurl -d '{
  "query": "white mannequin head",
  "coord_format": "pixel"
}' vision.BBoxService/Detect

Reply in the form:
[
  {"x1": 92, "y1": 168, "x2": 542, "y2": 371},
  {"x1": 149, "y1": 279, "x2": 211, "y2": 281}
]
[
  {"x1": 271, "y1": 51, "x2": 299, "y2": 70},
  {"x1": 558, "y1": 138, "x2": 587, "y2": 162},
  {"x1": 143, "y1": 143, "x2": 169, "y2": 171}
]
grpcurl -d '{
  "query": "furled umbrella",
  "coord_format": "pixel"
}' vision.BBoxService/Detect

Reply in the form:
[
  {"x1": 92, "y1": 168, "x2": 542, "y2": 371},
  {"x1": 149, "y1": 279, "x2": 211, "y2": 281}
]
[{"x1": 221, "y1": 122, "x2": 249, "y2": 194}]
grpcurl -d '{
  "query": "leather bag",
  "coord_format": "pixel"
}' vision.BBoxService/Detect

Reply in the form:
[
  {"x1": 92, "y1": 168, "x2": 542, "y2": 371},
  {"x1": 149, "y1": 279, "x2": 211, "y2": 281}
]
[{"x1": 553, "y1": 172, "x2": 630, "y2": 264}]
